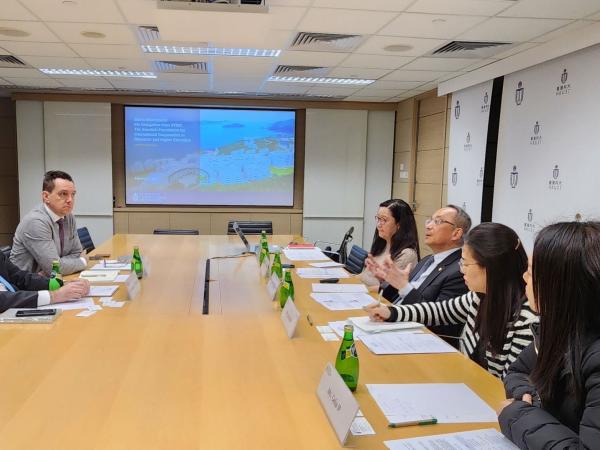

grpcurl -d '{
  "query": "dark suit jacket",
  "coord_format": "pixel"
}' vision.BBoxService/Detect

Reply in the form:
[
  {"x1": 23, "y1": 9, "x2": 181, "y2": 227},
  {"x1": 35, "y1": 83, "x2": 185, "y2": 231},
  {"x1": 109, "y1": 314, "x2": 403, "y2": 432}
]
[
  {"x1": 0, "y1": 251, "x2": 50, "y2": 313},
  {"x1": 383, "y1": 249, "x2": 468, "y2": 343}
]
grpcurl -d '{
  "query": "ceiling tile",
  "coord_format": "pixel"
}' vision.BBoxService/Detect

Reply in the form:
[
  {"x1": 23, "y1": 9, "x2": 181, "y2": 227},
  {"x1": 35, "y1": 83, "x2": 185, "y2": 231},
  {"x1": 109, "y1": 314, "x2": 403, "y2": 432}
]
[
  {"x1": 54, "y1": 77, "x2": 115, "y2": 89},
  {"x1": 355, "y1": 87, "x2": 409, "y2": 96},
  {"x1": 115, "y1": 0, "x2": 158, "y2": 25},
  {"x1": 530, "y1": 20, "x2": 595, "y2": 43},
  {"x1": 85, "y1": 58, "x2": 153, "y2": 71},
  {"x1": 458, "y1": 17, "x2": 571, "y2": 42},
  {"x1": 344, "y1": 95, "x2": 389, "y2": 102},
  {"x1": 45, "y1": 22, "x2": 138, "y2": 45},
  {"x1": 158, "y1": 73, "x2": 210, "y2": 91},
  {"x1": 499, "y1": 0, "x2": 600, "y2": 19},
  {"x1": 306, "y1": 85, "x2": 363, "y2": 95},
  {"x1": 109, "y1": 78, "x2": 165, "y2": 90},
  {"x1": 269, "y1": 0, "x2": 312, "y2": 5},
  {"x1": 491, "y1": 42, "x2": 538, "y2": 59},
  {"x1": 327, "y1": 67, "x2": 390, "y2": 79},
  {"x1": 0, "y1": 1, "x2": 37, "y2": 20},
  {"x1": 70, "y1": 44, "x2": 143, "y2": 59},
  {"x1": 278, "y1": 50, "x2": 348, "y2": 66},
  {"x1": 408, "y1": 0, "x2": 515, "y2": 16},
  {"x1": 368, "y1": 79, "x2": 424, "y2": 89},
  {"x1": 20, "y1": 0, "x2": 126, "y2": 23},
  {"x1": 0, "y1": 67, "x2": 49, "y2": 78},
  {"x1": 462, "y1": 58, "x2": 499, "y2": 72},
  {"x1": 212, "y1": 77, "x2": 264, "y2": 92},
  {"x1": 269, "y1": 6, "x2": 307, "y2": 30},
  {"x1": 212, "y1": 57, "x2": 277, "y2": 77},
  {"x1": 381, "y1": 70, "x2": 451, "y2": 82},
  {"x1": 0, "y1": 41, "x2": 77, "y2": 57},
  {"x1": 0, "y1": 77, "x2": 15, "y2": 85},
  {"x1": 0, "y1": 20, "x2": 61, "y2": 42},
  {"x1": 401, "y1": 57, "x2": 475, "y2": 71},
  {"x1": 381, "y1": 13, "x2": 487, "y2": 39},
  {"x1": 298, "y1": 8, "x2": 398, "y2": 34},
  {"x1": 312, "y1": 0, "x2": 413, "y2": 11},
  {"x1": 338, "y1": 54, "x2": 414, "y2": 69},
  {"x1": 21, "y1": 55, "x2": 92, "y2": 69},
  {"x1": 260, "y1": 82, "x2": 309, "y2": 94},
  {"x1": 3, "y1": 77, "x2": 63, "y2": 87},
  {"x1": 356, "y1": 36, "x2": 446, "y2": 57}
]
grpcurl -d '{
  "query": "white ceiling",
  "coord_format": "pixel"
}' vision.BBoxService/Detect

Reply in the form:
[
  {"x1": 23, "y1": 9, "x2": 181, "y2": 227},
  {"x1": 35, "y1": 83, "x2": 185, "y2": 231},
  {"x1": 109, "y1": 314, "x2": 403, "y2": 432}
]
[{"x1": 0, "y1": 0, "x2": 599, "y2": 101}]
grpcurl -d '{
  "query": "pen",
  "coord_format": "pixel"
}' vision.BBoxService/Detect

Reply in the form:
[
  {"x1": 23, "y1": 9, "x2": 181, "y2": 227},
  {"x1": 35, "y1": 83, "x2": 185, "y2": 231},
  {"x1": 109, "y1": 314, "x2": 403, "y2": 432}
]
[
  {"x1": 388, "y1": 418, "x2": 437, "y2": 428},
  {"x1": 306, "y1": 314, "x2": 313, "y2": 326},
  {"x1": 377, "y1": 286, "x2": 383, "y2": 307}
]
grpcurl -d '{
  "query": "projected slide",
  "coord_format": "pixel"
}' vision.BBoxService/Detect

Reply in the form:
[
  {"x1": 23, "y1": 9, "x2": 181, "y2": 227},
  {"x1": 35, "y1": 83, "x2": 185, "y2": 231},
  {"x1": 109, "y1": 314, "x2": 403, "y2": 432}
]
[{"x1": 125, "y1": 106, "x2": 295, "y2": 206}]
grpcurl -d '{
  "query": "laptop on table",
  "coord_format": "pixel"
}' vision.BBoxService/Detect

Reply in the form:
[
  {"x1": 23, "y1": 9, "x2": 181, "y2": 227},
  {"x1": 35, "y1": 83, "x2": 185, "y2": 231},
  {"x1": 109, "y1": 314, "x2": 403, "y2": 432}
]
[{"x1": 232, "y1": 221, "x2": 279, "y2": 254}]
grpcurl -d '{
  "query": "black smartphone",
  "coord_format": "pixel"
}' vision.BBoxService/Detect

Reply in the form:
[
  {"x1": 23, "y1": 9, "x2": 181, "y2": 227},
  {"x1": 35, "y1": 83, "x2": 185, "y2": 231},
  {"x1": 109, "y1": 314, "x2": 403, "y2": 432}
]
[
  {"x1": 282, "y1": 264, "x2": 295, "y2": 269},
  {"x1": 319, "y1": 278, "x2": 339, "y2": 283},
  {"x1": 16, "y1": 309, "x2": 57, "y2": 317}
]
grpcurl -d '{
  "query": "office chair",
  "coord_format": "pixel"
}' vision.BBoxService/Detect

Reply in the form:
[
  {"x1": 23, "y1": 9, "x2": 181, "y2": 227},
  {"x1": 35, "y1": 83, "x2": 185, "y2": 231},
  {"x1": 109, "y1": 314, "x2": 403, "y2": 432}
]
[
  {"x1": 316, "y1": 226, "x2": 354, "y2": 264},
  {"x1": 153, "y1": 229, "x2": 200, "y2": 235},
  {"x1": 227, "y1": 220, "x2": 273, "y2": 235},
  {"x1": 0, "y1": 245, "x2": 11, "y2": 259},
  {"x1": 77, "y1": 227, "x2": 95, "y2": 252},
  {"x1": 344, "y1": 245, "x2": 368, "y2": 275}
]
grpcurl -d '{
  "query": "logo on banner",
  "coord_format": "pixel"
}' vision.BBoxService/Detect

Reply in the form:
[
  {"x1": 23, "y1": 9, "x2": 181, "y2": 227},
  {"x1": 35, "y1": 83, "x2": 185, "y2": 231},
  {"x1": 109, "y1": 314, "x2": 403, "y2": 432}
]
[
  {"x1": 524, "y1": 209, "x2": 536, "y2": 233},
  {"x1": 510, "y1": 165, "x2": 519, "y2": 188},
  {"x1": 476, "y1": 166, "x2": 484, "y2": 186},
  {"x1": 515, "y1": 81, "x2": 524, "y2": 105},
  {"x1": 556, "y1": 68, "x2": 571, "y2": 96},
  {"x1": 462, "y1": 201, "x2": 467, "y2": 211},
  {"x1": 481, "y1": 91, "x2": 490, "y2": 113},
  {"x1": 454, "y1": 100, "x2": 460, "y2": 119},
  {"x1": 464, "y1": 132, "x2": 472, "y2": 151},
  {"x1": 530, "y1": 121, "x2": 542, "y2": 145},
  {"x1": 548, "y1": 164, "x2": 562, "y2": 190},
  {"x1": 451, "y1": 168, "x2": 458, "y2": 186}
]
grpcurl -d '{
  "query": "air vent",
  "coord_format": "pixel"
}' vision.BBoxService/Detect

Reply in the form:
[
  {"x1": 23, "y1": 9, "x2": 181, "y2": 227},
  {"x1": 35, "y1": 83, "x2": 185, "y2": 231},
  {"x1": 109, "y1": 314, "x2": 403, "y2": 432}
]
[
  {"x1": 273, "y1": 65, "x2": 328, "y2": 77},
  {"x1": 157, "y1": 0, "x2": 268, "y2": 13},
  {"x1": 0, "y1": 55, "x2": 29, "y2": 68},
  {"x1": 154, "y1": 60, "x2": 210, "y2": 74},
  {"x1": 429, "y1": 41, "x2": 513, "y2": 59},
  {"x1": 137, "y1": 25, "x2": 161, "y2": 44},
  {"x1": 290, "y1": 32, "x2": 364, "y2": 53}
]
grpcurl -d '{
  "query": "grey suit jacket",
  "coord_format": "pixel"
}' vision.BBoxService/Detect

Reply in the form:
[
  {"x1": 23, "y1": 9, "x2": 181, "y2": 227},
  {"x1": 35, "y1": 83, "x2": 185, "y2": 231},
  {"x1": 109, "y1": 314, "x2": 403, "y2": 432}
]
[{"x1": 10, "y1": 203, "x2": 85, "y2": 275}]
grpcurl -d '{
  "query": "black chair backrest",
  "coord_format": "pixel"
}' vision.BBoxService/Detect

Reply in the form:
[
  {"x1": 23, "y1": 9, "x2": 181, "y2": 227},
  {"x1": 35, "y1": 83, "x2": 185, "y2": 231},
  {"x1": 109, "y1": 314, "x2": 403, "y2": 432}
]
[
  {"x1": 153, "y1": 229, "x2": 199, "y2": 235},
  {"x1": 0, "y1": 245, "x2": 11, "y2": 259},
  {"x1": 77, "y1": 227, "x2": 95, "y2": 252},
  {"x1": 345, "y1": 244, "x2": 368, "y2": 275},
  {"x1": 227, "y1": 221, "x2": 273, "y2": 235},
  {"x1": 336, "y1": 226, "x2": 354, "y2": 264}
]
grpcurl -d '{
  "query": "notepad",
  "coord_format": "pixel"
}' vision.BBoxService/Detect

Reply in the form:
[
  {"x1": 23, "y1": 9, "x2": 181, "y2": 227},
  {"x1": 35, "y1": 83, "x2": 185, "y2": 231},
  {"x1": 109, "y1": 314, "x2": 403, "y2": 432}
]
[
  {"x1": 360, "y1": 332, "x2": 456, "y2": 355},
  {"x1": 384, "y1": 429, "x2": 519, "y2": 450},
  {"x1": 79, "y1": 270, "x2": 119, "y2": 282},
  {"x1": 296, "y1": 268, "x2": 349, "y2": 279},
  {"x1": 89, "y1": 285, "x2": 119, "y2": 297},
  {"x1": 349, "y1": 316, "x2": 423, "y2": 333},
  {"x1": 310, "y1": 293, "x2": 376, "y2": 311},
  {"x1": 282, "y1": 248, "x2": 329, "y2": 261}
]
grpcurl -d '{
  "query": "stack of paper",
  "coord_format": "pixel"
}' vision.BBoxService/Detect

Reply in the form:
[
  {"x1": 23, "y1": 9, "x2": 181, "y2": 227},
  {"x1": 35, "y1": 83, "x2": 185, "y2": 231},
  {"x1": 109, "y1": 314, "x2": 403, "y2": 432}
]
[
  {"x1": 296, "y1": 268, "x2": 349, "y2": 279},
  {"x1": 89, "y1": 285, "x2": 119, "y2": 297},
  {"x1": 79, "y1": 270, "x2": 119, "y2": 282},
  {"x1": 89, "y1": 261, "x2": 131, "y2": 271},
  {"x1": 385, "y1": 429, "x2": 518, "y2": 450},
  {"x1": 310, "y1": 293, "x2": 376, "y2": 311},
  {"x1": 282, "y1": 248, "x2": 329, "y2": 261},
  {"x1": 349, "y1": 316, "x2": 423, "y2": 333},
  {"x1": 312, "y1": 283, "x2": 368, "y2": 293},
  {"x1": 361, "y1": 332, "x2": 457, "y2": 355},
  {"x1": 310, "y1": 261, "x2": 344, "y2": 268},
  {"x1": 328, "y1": 320, "x2": 370, "y2": 342},
  {"x1": 49, "y1": 298, "x2": 96, "y2": 311}
]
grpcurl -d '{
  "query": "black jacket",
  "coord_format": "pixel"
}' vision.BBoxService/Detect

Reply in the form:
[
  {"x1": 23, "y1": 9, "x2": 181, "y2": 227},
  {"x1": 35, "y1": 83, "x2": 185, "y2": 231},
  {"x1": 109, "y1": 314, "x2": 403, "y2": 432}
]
[
  {"x1": 383, "y1": 249, "x2": 468, "y2": 342},
  {"x1": 0, "y1": 251, "x2": 51, "y2": 312},
  {"x1": 499, "y1": 327, "x2": 600, "y2": 449}
]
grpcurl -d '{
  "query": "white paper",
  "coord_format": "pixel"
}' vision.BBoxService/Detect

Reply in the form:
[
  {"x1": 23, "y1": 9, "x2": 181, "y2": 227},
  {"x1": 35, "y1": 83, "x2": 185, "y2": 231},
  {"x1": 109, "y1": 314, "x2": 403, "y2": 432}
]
[
  {"x1": 328, "y1": 320, "x2": 368, "y2": 342},
  {"x1": 114, "y1": 274, "x2": 130, "y2": 283},
  {"x1": 296, "y1": 268, "x2": 349, "y2": 279},
  {"x1": 367, "y1": 383, "x2": 498, "y2": 424},
  {"x1": 283, "y1": 248, "x2": 329, "y2": 261},
  {"x1": 310, "y1": 293, "x2": 376, "y2": 311},
  {"x1": 349, "y1": 316, "x2": 424, "y2": 333},
  {"x1": 48, "y1": 297, "x2": 95, "y2": 311},
  {"x1": 384, "y1": 429, "x2": 519, "y2": 450},
  {"x1": 310, "y1": 261, "x2": 344, "y2": 268},
  {"x1": 361, "y1": 333, "x2": 457, "y2": 355},
  {"x1": 89, "y1": 262, "x2": 131, "y2": 271},
  {"x1": 89, "y1": 285, "x2": 119, "y2": 297},
  {"x1": 79, "y1": 270, "x2": 119, "y2": 282},
  {"x1": 316, "y1": 325, "x2": 334, "y2": 333},
  {"x1": 350, "y1": 417, "x2": 376, "y2": 436},
  {"x1": 88, "y1": 304, "x2": 102, "y2": 311},
  {"x1": 104, "y1": 300, "x2": 125, "y2": 308},
  {"x1": 320, "y1": 332, "x2": 340, "y2": 341},
  {"x1": 312, "y1": 283, "x2": 368, "y2": 293},
  {"x1": 76, "y1": 309, "x2": 98, "y2": 317}
]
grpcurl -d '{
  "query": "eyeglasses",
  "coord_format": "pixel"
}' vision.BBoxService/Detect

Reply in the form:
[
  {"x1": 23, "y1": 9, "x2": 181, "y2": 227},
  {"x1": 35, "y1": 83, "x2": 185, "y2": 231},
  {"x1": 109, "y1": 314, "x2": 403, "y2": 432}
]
[
  {"x1": 458, "y1": 258, "x2": 478, "y2": 269},
  {"x1": 425, "y1": 217, "x2": 456, "y2": 227},
  {"x1": 375, "y1": 215, "x2": 390, "y2": 225}
]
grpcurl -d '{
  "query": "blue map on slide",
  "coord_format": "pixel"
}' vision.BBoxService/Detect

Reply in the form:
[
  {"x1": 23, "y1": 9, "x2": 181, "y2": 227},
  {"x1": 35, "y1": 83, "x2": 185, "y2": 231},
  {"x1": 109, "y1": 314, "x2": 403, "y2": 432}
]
[{"x1": 125, "y1": 107, "x2": 295, "y2": 206}]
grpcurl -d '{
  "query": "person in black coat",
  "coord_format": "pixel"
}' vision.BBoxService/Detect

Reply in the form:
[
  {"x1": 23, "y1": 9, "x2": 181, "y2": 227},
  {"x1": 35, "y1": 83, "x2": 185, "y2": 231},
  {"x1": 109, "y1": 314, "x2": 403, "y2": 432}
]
[
  {"x1": 0, "y1": 251, "x2": 89, "y2": 313},
  {"x1": 498, "y1": 221, "x2": 600, "y2": 449}
]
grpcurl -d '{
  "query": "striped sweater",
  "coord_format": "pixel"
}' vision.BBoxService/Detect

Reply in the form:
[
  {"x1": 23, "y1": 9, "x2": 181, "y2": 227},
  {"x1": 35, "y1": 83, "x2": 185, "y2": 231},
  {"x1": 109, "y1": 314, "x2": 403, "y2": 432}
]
[{"x1": 389, "y1": 291, "x2": 538, "y2": 379}]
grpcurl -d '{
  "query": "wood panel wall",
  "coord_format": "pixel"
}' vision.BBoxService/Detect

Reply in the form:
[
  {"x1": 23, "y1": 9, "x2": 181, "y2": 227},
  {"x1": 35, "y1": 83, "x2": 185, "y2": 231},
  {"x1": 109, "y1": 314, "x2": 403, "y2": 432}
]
[{"x1": 0, "y1": 98, "x2": 19, "y2": 246}]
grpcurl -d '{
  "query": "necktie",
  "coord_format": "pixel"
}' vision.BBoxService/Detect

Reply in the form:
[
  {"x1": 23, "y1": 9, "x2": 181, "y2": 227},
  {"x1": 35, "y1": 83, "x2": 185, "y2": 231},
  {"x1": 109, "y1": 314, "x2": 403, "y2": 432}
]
[
  {"x1": 57, "y1": 218, "x2": 65, "y2": 256},
  {"x1": 0, "y1": 275, "x2": 15, "y2": 292},
  {"x1": 410, "y1": 256, "x2": 435, "y2": 282}
]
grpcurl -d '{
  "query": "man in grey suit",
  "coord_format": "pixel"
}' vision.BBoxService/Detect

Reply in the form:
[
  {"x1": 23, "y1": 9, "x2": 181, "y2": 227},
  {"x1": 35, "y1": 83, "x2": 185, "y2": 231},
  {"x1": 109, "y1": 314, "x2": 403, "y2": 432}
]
[{"x1": 10, "y1": 170, "x2": 88, "y2": 275}]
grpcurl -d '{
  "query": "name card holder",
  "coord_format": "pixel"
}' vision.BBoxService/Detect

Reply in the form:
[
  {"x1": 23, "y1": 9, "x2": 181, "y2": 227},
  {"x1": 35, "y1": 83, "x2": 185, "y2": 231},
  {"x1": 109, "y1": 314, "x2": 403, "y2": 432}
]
[
  {"x1": 125, "y1": 273, "x2": 141, "y2": 300},
  {"x1": 266, "y1": 273, "x2": 281, "y2": 300},
  {"x1": 280, "y1": 297, "x2": 300, "y2": 338}
]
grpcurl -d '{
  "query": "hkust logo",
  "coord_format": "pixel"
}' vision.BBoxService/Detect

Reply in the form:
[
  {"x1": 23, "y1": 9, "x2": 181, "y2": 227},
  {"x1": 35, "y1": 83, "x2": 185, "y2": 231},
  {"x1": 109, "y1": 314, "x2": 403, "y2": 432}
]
[
  {"x1": 524, "y1": 209, "x2": 536, "y2": 233},
  {"x1": 451, "y1": 167, "x2": 458, "y2": 186},
  {"x1": 548, "y1": 164, "x2": 562, "y2": 190},
  {"x1": 481, "y1": 91, "x2": 490, "y2": 113},
  {"x1": 476, "y1": 166, "x2": 484, "y2": 186},
  {"x1": 515, "y1": 81, "x2": 524, "y2": 105},
  {"x1": 510, "y1": 165, "x2": 519, "y2": 188},
  {"x1": 454, "y1": 100, "x2": 461, "y2": 119},
  {"x1": 530, "y1": 121, "x2": 542, "y2": 145},
  {"x1": 556, "y1": 68, "x2": 571, "y2": 96},
  {"x1": 464, "y1": 132, "x2": 472, "y2": 151}
]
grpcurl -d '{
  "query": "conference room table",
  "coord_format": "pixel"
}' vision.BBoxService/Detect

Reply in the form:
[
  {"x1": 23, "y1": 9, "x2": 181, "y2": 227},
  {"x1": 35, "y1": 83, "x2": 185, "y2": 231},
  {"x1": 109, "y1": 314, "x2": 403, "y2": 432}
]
[{"x1": 0, "y1": 234, "x2": 505, "y2": 450}]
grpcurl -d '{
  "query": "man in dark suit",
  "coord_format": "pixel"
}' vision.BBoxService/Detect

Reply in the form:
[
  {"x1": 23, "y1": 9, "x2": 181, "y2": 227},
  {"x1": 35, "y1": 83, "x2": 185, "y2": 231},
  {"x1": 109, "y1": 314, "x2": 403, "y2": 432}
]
[
  {"x1": 368, "y1": 205, "x2": 471, "y2": 342},
  {"x1": 0, "y1": 251, "x2": 89, "y2": 313}
]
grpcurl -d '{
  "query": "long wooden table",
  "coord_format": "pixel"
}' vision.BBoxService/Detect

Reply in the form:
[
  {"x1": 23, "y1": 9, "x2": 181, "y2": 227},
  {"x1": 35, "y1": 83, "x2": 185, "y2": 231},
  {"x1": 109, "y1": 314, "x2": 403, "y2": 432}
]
[{"x1": 0, "y1": 234, "x2": 504, "y2": 449}]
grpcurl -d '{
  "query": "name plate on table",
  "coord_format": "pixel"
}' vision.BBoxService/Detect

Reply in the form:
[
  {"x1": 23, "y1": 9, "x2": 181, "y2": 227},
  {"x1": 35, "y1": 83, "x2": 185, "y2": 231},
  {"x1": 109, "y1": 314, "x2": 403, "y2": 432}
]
[
  {"x1": 259, "y1": 258, "x2": 270, "y2": 279},
  {"x1": 125, "y1": 273, "x2": 141, "y2": 300},
  {"x1": 316, "y1": 363, "x2": 360, "y2": 446},
  {"x1": 266, "y1": 273, "x2": 281, "y2": 300},
  {"x1": 280, "y1": 297, "x2": 300, "y2": 338},
  {"x1": 142, "y1": 256, "x2": 151, "y2": 277}
]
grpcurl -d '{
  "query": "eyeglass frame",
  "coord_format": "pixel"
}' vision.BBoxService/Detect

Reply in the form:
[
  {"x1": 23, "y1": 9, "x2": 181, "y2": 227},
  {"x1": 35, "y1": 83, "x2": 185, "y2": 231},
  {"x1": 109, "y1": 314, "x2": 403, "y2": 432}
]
[
  {"x1": 374, "y1": 215, "x2": 392, "y2": 225},
  {"x1": 458, "y1": 258, "x2": 479, "y2": 269},
  {"x1": 425, "y1": 217, "x2": 457, "y2": 228}
]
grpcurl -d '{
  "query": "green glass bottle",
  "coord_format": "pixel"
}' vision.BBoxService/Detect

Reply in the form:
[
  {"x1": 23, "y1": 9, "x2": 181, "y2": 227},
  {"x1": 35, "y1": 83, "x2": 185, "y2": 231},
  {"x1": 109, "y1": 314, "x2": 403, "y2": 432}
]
[
  {"x1": 279, "y1": 268, "x2": 294, "y2": 309},
  {"x1": 335, "y1": 324, "x2": 359, "y2": 392},
  {"x1": 259, "y1": 230, "x2": 269, "y2": 265},
  {"x1": 131, "y1": 245, "x2": 143, "y2": 279},
  {"x1": 48, "y1": 259, "x2": 62, "y2": 291},
  {"x1": 271, "y1": 249, "x2": 283, "y2": 279}
]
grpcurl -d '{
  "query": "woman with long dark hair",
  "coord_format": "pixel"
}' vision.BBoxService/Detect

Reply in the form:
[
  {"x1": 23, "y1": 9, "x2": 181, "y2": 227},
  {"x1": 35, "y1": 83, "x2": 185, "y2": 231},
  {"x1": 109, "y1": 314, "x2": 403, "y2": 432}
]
[
  {"x1": 498, "y1": 222, "x2": 600, "y2": 448},
  {"x1": 359, "y1": 199, "x2": 419, "y2": 291},
  {"x1": 367, "y1": 222, "x2": 537, "y2": 378}
]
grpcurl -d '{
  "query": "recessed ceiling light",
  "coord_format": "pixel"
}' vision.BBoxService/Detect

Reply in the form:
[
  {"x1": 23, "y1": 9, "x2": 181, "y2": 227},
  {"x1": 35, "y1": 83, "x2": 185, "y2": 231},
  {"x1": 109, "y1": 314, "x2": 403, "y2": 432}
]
[
  {"x1": 383, "y1": 44, "x2": 413, "y2": 52},
  {"x1": 40, "y1": 68, "x2": 156, "y2": 78},
  {"x1": 81, "y1": 31, "x2": 106, "y2": 39},
  {"x1": 142, "y1": 45, "x2": 281, "y2": 57},
  {"x1": 268, "y1": 76, "x2": 374, "y2": 85},
  {"x1": 0, "y1": 27, "x2": 30, "y2": 37}
]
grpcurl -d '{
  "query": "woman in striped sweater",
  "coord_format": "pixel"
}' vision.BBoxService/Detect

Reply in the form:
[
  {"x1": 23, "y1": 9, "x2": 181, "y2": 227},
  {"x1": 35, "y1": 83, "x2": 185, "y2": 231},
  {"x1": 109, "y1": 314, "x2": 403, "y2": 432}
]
[{"x1": 366, "y1": 222, "x2": 538, "y2": 379}]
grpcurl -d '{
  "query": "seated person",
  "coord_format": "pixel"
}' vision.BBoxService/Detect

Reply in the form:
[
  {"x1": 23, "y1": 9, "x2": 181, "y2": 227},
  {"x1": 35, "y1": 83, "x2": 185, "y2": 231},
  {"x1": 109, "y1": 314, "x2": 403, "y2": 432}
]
[
  {"x1": 11, "y1": 170, "x2": 87, "y2": 276},
  {"x1": 367, "y1": 222, "x2": 538, "y2": 379},
  {"x1": 0, "y1": 250, "x2": 90, "y2": 313},
  {"x1": 498, "y1": 221, "x2": 600, "y2": 448},
  {"x1": 360, "y1": 199, "x2": 419, "y2": 291}
]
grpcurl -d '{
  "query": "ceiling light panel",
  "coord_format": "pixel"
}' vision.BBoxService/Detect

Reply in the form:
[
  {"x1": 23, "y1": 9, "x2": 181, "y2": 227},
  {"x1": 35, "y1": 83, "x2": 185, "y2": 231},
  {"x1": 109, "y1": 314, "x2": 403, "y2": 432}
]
[
  {"x1": 40, "y1": 68, "x2": 157, "y2": 78},
  {"x1": 269, "y1": 75, "x2": 374, "y2": 85},
  {"x1": 142, "y1": 45, "x2": 281, "y2": 57}
]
